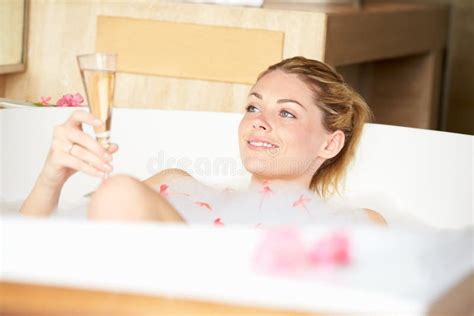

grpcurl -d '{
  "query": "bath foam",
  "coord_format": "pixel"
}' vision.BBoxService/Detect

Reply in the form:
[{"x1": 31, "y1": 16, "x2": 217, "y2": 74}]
[{"x1": 155, "y1": 178, "x2": 375, "y2": 227}]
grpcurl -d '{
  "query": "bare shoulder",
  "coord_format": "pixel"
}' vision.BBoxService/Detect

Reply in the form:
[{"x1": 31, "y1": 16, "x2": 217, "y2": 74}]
[
  {"x1": 362, "y1": 208, "x2": 388, "y2": 226},
  {"x1": 143, "y1": 168, "x2": 195, "y2": 187}
]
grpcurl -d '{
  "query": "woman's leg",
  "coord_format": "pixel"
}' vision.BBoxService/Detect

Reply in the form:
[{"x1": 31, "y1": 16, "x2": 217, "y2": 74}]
[{"x1": 87, "y1": 174, "x2": 184, "y2": 222}]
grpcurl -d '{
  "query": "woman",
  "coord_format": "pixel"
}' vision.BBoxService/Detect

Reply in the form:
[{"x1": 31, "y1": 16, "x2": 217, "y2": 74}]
[{"x1": 20, "y1": 56, "x2": 386, "y2": 225}]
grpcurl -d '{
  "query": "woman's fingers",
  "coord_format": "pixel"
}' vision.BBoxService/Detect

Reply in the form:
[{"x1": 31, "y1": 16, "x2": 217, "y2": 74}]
[
  {"x1": 52, "y1": 139, "x2": 112, "y2": 174},
  {"x1": 49, "y1": 141, "x2": 106, "y2": 179},
  {"x1": 50, "y1": 110, "x2": 119, "y2": 178},
  {"x1": 64, "y1": 127, "x2": 111, "y2": 162},
  {"x1": 62, "y1": 111, "x2": 118, "y2": 161},
  {"x1": 51, "y1": 138, "x2": 112, "y2": 175},
  {"x1": 65, "y1": 109, "x2": 103, "y2": 129},
  {"x1": 61, "y1": 153, "x2": 107, "y2": 178},
  {"x1": 69, "y1": 143, "x2": 113, "y2": 174},
  {"x1": 107, "y1": 143, "x2": 119, "y2": 155}
]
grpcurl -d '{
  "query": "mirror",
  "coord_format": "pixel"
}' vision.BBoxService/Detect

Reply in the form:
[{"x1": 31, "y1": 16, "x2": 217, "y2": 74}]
[{"x1": 0, "y1": 0, "x2": 28, "y2": 74}]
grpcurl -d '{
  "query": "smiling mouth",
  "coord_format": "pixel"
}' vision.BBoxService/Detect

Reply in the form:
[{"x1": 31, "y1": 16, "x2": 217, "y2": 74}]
[{"x1": 247, "y1": 140, "x2": 279, "y2": 149}]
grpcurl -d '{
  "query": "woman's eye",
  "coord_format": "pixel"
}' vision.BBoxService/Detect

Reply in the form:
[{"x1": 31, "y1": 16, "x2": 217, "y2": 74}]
[
  {"x1": 280, "y1": 110, "x2": 296, "y2": 119},
  {"x1": 246, "y1": 105, "x2": 259, "y2": 112}
]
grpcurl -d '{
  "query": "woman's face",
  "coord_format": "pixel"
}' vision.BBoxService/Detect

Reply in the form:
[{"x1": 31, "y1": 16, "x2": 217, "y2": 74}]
[{"x1": 238, "y1": 70, "x2": 334, "y2": 187}]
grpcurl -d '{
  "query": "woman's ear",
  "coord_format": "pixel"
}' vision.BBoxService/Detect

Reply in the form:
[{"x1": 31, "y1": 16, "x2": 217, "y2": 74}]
[{"x1": 319, "y1": 130, "x2": 345, "y2": 159}]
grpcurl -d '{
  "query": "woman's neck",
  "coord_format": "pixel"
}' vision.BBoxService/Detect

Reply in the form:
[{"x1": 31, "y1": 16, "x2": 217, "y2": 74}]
[{"x1": 249, "y1": 174, "x2": 312, "y2": 191}]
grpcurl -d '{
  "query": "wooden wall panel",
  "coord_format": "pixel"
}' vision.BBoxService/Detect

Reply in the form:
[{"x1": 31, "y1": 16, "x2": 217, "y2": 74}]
[
  {"x1": 96, "y1": 16, "x2": 284, "y2": 85},
  {"x1": 0, "y1": 75, "x2": 6, "y2": 97},
  {"x1": 3, "y1": 1, "x2": 326, "y2": 112}
]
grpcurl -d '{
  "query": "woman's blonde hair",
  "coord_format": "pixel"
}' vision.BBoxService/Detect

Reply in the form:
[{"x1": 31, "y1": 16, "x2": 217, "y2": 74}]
[{"x1": 257, "y1": 56, "x2": 373, "y2": 198}]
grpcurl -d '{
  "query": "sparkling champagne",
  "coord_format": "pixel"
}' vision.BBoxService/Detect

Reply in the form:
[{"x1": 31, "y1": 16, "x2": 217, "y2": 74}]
[
  {"x1": 77, "y1": 53, "x2": 117, "y2": 148},
  {"x1": 80, "y1": 69, "x2": 115, "y2": 147}
]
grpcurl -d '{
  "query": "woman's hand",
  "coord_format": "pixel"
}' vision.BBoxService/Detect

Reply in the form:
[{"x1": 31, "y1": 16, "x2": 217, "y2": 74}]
[{"x1": 38, "y1": 109, "x2": 119, "y2": 191}]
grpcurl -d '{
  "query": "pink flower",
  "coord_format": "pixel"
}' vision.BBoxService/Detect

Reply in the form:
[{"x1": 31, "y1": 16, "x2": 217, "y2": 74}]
[
  {"x1": 306, "y1": 231, "x2": 351, "y2": 266},
  {"x1": 39, "y1": 96, "x2": 51, "y2": 106},
  {"x1": 252, "y1": 227, "x2": 307, "y2": 275},
  {"x1": 56, "y1": 93, "x2": 84, "y2": 107},
  {"x1": 252, "y1": 229, "x2": 351, "y2": 276}
]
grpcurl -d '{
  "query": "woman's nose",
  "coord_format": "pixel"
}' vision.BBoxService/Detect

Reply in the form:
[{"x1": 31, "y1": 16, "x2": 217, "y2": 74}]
[{"x1": 252, "y1": 116, "x2": 272, "y2": 131}]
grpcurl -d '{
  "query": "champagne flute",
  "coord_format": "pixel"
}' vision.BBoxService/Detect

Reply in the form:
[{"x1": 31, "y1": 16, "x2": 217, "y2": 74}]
[{"x1": 77, "y1": 53, "x2": 117, "y2": 148}]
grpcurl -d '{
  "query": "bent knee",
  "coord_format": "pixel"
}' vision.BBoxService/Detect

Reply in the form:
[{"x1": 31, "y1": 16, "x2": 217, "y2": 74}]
[
  {"x1": 163, "y1": 168, "x2": 191, "y2": 178},
  {"x1": 88, "y1": 174, "x2": 143, "y2": 219},
  {"x1": 101, "y1": 174, "x2": 141, "y2": 190},
  {"x1": 98, "y1": 174, "x2": 143, "y2": 197},
  {"x1": 145, "y1": 168, "x2": 192, "y2": 187}
]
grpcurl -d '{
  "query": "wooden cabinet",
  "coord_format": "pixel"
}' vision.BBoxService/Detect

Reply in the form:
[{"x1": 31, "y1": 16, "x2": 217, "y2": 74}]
[
  {"x1": 266, "y1": 2, "x2": 449, "y2": 129},
  {"x1": 0, "y1": 0, "x2": 29, "y2": 74}
]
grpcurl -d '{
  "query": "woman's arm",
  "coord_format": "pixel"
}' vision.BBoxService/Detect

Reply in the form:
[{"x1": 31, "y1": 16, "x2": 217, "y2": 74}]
[
  {"x1": 20, "y1": 110, "x2": 118, "y2": 216},
  {"x1": 19, "y1": 175, "x2": 62, "y2": 217}
]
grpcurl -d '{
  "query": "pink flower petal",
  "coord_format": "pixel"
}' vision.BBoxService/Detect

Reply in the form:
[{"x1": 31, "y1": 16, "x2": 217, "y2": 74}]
[
  {"x1": 214, "y1": 218, "x2": 224, "y2": 226},
  {"x1": 54, "y1": 93, "x2": 85, "y2": 107},
  {"x1": 159, "y1": 184, "x2": 169, "y2": 196},
  {"x1": 40, "y1": 96, "x2": 51, "y2": 106},
  {"x1": 56, "y1": 94, "x2": 71, "y2": 107},
  {"x1": 194, "y1": 201, "x2": 213, "y2": 211},
  {"x1": 56, "y1": 99, "x2": 66, "y2": 107},
  {"x1": 292, "y1": 194, "x2": 311, "y2": 208},
  {"x1": 306, "y1": 231, "x2": 351, "y2": 266},
  {"x1": 253, "y1": 229, "x2": 352, "y2": 277},
  {"x1": 69, "y1": 93, "x2": 84, "y2": 106},
  {"x1": 252, "y1": 227, "x2": 306, "y2": 275},
  {"x1": 72, "y1": 93, "x2": 84, "y2": 103}
]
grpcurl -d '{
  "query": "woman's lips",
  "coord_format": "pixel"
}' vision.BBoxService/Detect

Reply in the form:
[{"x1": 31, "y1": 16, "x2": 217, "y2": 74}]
[{"x1": 246, "y1": 138, "x2": 279, "y2": 151}]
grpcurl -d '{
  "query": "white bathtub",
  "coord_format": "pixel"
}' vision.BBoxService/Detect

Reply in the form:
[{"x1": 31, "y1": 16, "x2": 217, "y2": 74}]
[
  {"x1": 1, "y1": 106, "x2": 473, "y2": 315},
  {"x1": 1, "y1": 106, "x2": 472, "y2": 228}
]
